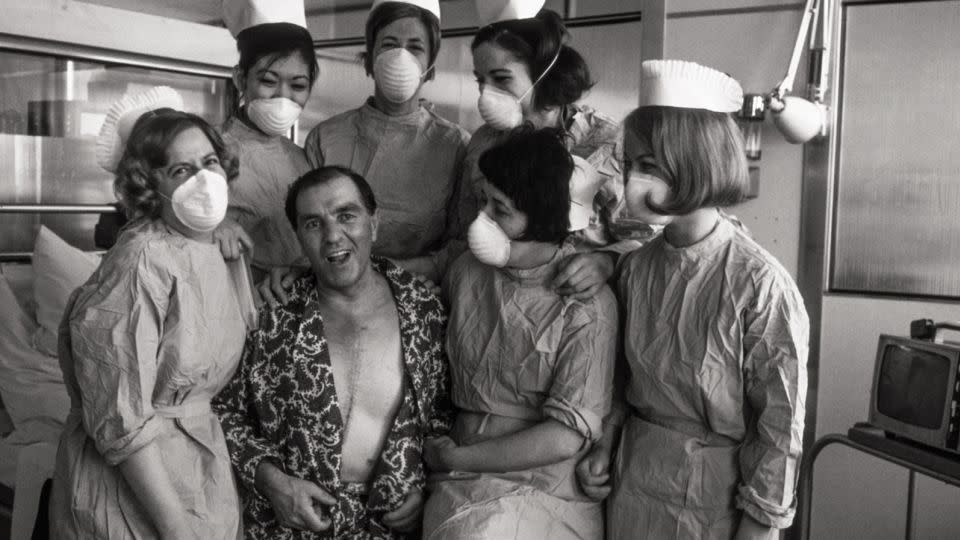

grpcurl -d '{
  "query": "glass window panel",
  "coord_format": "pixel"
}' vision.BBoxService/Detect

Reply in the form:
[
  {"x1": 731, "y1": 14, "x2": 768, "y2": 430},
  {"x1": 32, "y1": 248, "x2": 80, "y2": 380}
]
[
  {"x1": 831, "y1": 1, "x2": 960, "y2": 298},
  {"x1": 0, "y1": 48, "x2": 230, "y2": 253}
]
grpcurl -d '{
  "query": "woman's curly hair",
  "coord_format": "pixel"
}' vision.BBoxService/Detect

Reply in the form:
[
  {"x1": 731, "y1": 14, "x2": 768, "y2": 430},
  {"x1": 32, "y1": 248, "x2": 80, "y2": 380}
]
[{"x1": 114, "y1": 109, "x2": 239, "y2": 219}]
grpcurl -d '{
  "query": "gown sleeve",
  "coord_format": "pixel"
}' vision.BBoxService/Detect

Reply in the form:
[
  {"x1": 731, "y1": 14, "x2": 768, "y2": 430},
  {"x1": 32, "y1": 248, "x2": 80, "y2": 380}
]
[
  {"x1": 736, "y1": 269, "x2": 809, "y2": 528},
  {"x1": 304, "y1": 124, "x2": 325, "y2": 169},
  {"x1": 542, "y1": 290, "x2": 619, "y2": 444},
  {"x1": 63, "y1": 248, "x2": 170, "y2": 466},
  {"x1": 428, "y1": 130, "x2": 472, "y2": 279},
  {"x1": 212, "y1": 312, "x2": 285, "y2": 495}
]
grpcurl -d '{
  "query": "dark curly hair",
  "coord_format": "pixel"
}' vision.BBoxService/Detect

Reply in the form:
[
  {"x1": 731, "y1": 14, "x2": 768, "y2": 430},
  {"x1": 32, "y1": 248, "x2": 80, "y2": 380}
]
[
  {"x1": 362, "y1": 2, "x2": 441, "y2": 82},
  {"x1": 478, "y1": 127, "x2": 572, "y2": 243},
  {"x1": 114, "y1": 109, "x2": 240, "y2": 219},
  {"x1": 472, "y1": 9, "x2": 594, "y2": 112}
]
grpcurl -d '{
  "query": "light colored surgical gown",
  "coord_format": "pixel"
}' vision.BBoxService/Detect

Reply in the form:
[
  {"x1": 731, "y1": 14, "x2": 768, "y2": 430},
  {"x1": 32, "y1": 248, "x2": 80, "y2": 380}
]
[
  {"x1": 610, "y1": 217, "x2": 808, "y2": 540},
  {"x1": 49, "y1": 219, "x2": 252, "y2": 540},
  {"x1": 423, "y1": 246, "x2": 618, "y2": 540},
  {"x1": 304, "y1": 98, "x2": 469, "y2": 276},
  {"x1": 222, "y1": 117, "x2": 311, "y2": 270}
]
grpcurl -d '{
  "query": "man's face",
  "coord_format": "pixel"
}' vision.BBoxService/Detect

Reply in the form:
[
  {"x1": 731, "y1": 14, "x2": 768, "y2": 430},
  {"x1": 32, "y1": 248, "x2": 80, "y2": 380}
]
[{"x1": 295, "y1": 176, "x2": 378, "y2": 292}]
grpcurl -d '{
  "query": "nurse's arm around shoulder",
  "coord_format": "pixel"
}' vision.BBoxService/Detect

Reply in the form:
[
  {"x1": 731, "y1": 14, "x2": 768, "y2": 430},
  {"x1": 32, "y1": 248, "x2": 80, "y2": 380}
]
[
  {"x1": 737, "y1": 273, "x2": 810, "y2": 536},
  {"x1": 424, "y1": 419, "x2": 585, "y2": 473}
]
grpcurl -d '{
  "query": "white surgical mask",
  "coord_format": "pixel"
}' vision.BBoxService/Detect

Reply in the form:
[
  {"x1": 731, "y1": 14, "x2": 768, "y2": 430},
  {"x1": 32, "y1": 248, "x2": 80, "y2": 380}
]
[
  {"x1": 477, "y1": 85, "x2": 527, "y2": 130},
  {"x1": 476, "y1": 48, "x2": 562, "y2": 131},
  {"x1": 166, "y1": 169, "x2": 229, "y2": 232},
  {"x1": 374, "y1": 48, "x2": 429, "y2": 104},
  {"x1": 467, "y1": 211, "x2": 511, "y2": 267},
  {"x1": 246, "y1": 97, "x2": 303, "y2": 136}
]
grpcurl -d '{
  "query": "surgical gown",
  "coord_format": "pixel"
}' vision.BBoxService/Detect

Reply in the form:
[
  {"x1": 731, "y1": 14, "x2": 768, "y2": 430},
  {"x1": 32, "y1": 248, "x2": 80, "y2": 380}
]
[
  {"x1": 222, "y1": 117, "x2": 311, "y2": 269},
  {"x1": 457, "y1": 104, "x2": 657, "y2": 254},
  {"x1": 423, "y1": 246, "x2": 618, "y2": 540},
  {"x1": 610, "y1": 218, "x2": 808, "y2": 539},
  {"x1": 49, "y1": 219, "x2": 252, "y2": 540},
  {"x1": 304, "y1": 98, "x2": 469, "y2": 275}
]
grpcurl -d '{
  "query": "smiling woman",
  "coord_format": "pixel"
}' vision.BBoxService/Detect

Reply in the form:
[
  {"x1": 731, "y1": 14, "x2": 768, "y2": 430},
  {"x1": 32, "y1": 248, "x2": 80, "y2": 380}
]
[
  {"x1": 49, "y1": 101, "x2": 255, "y2": 540},
  {"x1": 213, "y1": 0, "x2": 319, "y2": 277}
]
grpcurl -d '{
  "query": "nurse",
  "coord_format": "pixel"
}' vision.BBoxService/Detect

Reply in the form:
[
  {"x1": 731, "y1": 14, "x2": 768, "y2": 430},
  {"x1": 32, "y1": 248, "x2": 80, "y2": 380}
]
[
  {"x1": 303, "y1": 0, "x2": 470, "y2": 283},
  {"x1": 463, "y1": 0, "x2": 646, "y2": 300},
  {"x1": 422, "y1": 128, "x2": 618, "y2": 540},
  {"x1": 49, "y1": 88, "x2": 256, "y2": 539},
  {"x1": 597, "y1": 60, "x2": 808, "y2": 540},
  {"x1": 215, "y1": 0, "x2": 318, "y2": 278}
]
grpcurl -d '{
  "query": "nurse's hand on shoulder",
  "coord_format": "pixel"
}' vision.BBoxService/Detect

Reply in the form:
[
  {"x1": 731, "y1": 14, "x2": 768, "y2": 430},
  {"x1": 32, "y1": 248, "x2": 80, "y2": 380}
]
[
  {"x1": 423, "y1": 435, "x2": 458, "y2": 473},
  {"x1": 553, "y1": 251, "x2": 616, "y2": 300},
  {"x1": 259, "y1": 266, "x2": 301, "y2": 308},
  {"x1": 256, "y1": 462, "x2": 336, "y2": 532},
  {"x1": 734, "y1": 514, "x2": 778, "y2": 540},
  {"x1": 382, "y1": 488, "x2": 424, "y2": 532},
  {"x1": 213, "y1": 217, "x2": 254, "y2": 260},
  {"x1": 575, "y1": 443, "x2": 612, "y2": 500}
]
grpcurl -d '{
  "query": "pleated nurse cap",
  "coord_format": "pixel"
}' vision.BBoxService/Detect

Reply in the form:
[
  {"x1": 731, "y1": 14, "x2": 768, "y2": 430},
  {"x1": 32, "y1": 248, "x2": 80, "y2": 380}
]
[
  {"x1": 96, "y1": 86, "x2": 184, "y2": 173},
  {"x1": 222, "y1": 0, "x2": 308, "y2": 37},
  {"x1": 476, "y1": 0, "x2": 545, "y2": 26},
  {"x1": 371, "y1": 0, "x2": 441, "y2": 21},
  {"x1": 639, "y1": 60, "x2": 743, "y2": 113}
]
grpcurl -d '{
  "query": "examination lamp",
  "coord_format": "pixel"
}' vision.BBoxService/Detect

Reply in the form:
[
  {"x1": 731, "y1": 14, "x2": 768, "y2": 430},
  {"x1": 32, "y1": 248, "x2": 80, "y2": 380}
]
[{"x1": 760, "y1": 0, "x2": 831, "y2": 144}]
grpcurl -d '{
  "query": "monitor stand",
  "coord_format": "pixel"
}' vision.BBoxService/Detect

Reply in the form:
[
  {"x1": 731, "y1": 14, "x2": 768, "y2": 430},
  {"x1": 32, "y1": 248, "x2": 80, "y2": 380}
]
[{"x1": 849, "y1": 422, "x2": 960, "y2": 482}]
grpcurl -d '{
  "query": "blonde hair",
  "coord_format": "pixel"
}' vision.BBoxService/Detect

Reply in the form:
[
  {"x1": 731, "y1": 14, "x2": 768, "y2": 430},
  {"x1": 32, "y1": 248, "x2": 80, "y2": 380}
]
[{"x1": 624, "y1": 106, "x2": 748, "y2": 215}]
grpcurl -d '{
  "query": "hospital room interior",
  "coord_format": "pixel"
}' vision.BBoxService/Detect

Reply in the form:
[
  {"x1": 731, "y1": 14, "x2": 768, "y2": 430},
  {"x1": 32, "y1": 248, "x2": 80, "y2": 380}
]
[{"x1": 0, "y1": 0, "x2": 959, "y2": 538}]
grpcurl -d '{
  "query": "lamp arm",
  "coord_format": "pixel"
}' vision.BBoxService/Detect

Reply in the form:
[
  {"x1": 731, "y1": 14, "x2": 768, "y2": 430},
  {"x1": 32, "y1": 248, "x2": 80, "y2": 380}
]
[{"x1": 772, "y1": 0, "x2": 820, "y2": 101}]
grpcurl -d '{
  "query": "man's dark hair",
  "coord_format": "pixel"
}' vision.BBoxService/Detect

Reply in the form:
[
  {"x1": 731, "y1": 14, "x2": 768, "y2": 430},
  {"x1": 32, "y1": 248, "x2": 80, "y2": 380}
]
[{"x1": 285, "y1": 166, "x2": 378, "y2": 228}]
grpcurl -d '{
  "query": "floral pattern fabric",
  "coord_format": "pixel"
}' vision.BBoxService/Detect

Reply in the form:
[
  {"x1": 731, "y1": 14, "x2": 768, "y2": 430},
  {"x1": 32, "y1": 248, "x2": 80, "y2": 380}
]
[{"x1": 213, "y1": 257, "x2": 453, "y2": 539}]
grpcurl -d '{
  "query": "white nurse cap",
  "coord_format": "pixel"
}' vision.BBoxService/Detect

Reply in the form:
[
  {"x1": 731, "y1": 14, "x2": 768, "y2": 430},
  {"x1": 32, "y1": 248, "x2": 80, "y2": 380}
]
[
  {"x1": 96, "y1": 86, "x2": 184, "y2": 173},
  {"x1": 568, "y1": 155, "x2": 603, "y2": 232},
  {"x1": 476, "y1": 0, "x2": 545, "y2": 27},
  {"x1": 222, "y1": 0, "x2": 308, "y2": 38},
  {"x1": 639, "y1": 60, "x2": 743, "y2": 113},
  {"x1": 371, "y1": 0, "x2": 441, "y2": 21}
]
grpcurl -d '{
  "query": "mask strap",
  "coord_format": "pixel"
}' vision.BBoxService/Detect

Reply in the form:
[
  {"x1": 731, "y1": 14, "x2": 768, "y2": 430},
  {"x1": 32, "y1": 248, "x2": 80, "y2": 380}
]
[{"x1": 517, "y1": 46, "x2": 562, "y2": 101}]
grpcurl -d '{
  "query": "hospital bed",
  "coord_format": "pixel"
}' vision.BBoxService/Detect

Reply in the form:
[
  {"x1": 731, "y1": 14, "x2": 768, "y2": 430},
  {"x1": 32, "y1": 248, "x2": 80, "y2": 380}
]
[{"x1": 0, "y1": 205, "x2": 114, "y2": 540}]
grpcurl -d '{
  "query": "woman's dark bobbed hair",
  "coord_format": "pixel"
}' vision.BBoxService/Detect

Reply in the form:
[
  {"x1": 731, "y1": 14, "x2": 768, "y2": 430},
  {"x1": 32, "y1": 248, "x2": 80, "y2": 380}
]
[
  {"x1": 478, "y1": 126, "x2": 573, "y2": 244},
  {"x1": 236, "y1": 23, "x2": 320, "y2": 88},
  {"x1": 472, "y1": 9, "x2": 594, "y2": 111},
  {"x1": 114, "y1": 109, "x2": 239, "y2": 220}
]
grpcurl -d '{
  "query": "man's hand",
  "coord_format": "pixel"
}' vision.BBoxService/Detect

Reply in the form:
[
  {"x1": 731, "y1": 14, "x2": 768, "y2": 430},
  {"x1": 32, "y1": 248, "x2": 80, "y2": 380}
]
[
  {"x1": 213, "y1": 217, "x2": 254, "y2": 261},
  {"x1": 382, "y1": 489, "x2": 424, "y2": 532},
  {"x1": 552, "y1": 251, "x2": 616, "y2": 300},
  {"x1": 423, "y1": 436, "x2": 458, "y2": 473},
  {"x1": 257, "y1": 266, "x2": 310, "y2": 308},
  {"x1": 257, "y1": 463, "x2": 336, "y2": 532},
  {"x1": 575, "y1": 443, "x2": 612, "y2": 501}
]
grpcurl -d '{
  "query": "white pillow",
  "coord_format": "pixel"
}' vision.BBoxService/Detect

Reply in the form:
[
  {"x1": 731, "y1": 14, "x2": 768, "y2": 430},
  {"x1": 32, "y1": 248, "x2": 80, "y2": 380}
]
[
  {"x1": 32, "y1": 226, "x2": 100, "y2": 356},
  {"x1": 0, "y1": 275, "x2": 70, "y2": 430}
]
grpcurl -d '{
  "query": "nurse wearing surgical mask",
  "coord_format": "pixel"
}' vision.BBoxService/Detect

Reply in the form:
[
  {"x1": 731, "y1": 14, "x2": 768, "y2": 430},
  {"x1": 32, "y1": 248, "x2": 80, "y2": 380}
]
[
  {"x1": 300, "y1": 0, "x2": 470, "y2": 287},
  {"x1": 462, "y1": 0, "x2": 649, "y2": 301},
  {"x1": 50, "y1": 90, "x2": 255, "y2": 540},
  {"x1": 215, "y1": 0, "x2": 318, "y2": 278},
  {"x1": 422, "y1": 128, "x2": 617, "y2": 540}
]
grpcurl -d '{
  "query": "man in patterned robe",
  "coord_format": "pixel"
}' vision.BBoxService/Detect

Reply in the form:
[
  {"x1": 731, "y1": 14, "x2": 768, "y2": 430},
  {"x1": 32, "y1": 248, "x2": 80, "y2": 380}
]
[{"x1": 214, "y1": 165, "x2": 452, "y2": 539}]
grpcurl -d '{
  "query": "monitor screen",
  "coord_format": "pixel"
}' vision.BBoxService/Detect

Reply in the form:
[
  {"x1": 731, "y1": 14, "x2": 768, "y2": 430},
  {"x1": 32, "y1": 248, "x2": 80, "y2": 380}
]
[{"x1": 877, "y1": 344, "x2": 951, "y2": 429}]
